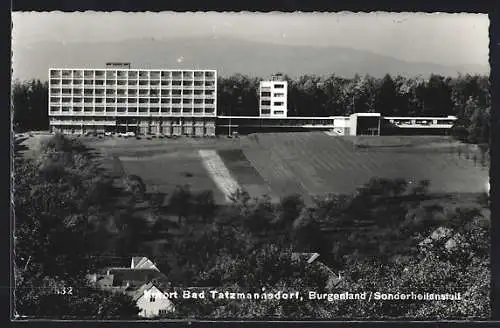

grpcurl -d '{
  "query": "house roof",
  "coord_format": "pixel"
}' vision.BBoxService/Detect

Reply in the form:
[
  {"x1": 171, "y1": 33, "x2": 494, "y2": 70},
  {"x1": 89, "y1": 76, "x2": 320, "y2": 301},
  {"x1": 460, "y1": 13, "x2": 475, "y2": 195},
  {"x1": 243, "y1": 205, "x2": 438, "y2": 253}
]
[
  {"x1": 127, "y1": 282, "x2": 155, "y2": 302},
  {"x1": 131, "y1": 257, "x2": 159, "y2": 271},
  {"x1": 109, "y1": 268, "x2": 167, "y2": 287},
  {"x1": 291, "y1": 252, "x2": 320, "y2": 264}
]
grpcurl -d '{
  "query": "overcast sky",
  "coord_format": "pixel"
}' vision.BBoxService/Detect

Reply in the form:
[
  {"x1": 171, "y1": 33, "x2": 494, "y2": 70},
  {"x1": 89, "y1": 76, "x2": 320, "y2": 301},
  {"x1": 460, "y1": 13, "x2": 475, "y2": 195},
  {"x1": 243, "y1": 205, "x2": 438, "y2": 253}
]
[
  {"x1": 11, "y1": 12, "x2": 489, "y2": 81},
  {"x1": 13, "y1": 11, "x2": 488, "y2": 66}
]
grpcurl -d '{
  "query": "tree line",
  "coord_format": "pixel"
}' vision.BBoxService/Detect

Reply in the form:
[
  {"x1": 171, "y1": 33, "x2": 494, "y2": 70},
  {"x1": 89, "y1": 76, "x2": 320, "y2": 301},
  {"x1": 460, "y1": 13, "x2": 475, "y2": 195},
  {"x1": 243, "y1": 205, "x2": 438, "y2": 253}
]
[
  {"x1": 13, "y1": 73, "x2": 490, "y2": 144},
  {"x1": 14, "y1": 134, "x2": 490, "y2": 319}
]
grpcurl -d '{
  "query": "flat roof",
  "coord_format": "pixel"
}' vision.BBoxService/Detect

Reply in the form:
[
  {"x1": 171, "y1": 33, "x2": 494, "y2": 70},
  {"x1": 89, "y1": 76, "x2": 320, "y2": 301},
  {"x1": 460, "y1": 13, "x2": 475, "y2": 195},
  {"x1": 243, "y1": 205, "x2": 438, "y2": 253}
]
[
  {"x1": 350, "y1": 113, "x2": 381, "y2": 117},
  {"x1": 385, "y1": 116, "x2": 457, "y2": 120},
  {"x1": 217, "y1": 116, "x2": 347, "y2": 120},
  {"x1": 217, "y1": 115, "x2": 458, "y2": 120},
  {"x1": 49, "y1": 68, "x2": 217, "y2": 72}
]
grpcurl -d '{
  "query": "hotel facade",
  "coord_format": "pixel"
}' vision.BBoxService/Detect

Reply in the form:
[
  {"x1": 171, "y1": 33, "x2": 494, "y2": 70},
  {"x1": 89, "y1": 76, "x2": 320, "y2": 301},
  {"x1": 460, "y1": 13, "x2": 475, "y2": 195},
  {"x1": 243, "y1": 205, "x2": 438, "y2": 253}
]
[
  {"x1": 48, "y1": 65, "x2": 457, "y2": 137},
  {"x1": 48, "y1": 64, "x2": 217, "y2": 136}
]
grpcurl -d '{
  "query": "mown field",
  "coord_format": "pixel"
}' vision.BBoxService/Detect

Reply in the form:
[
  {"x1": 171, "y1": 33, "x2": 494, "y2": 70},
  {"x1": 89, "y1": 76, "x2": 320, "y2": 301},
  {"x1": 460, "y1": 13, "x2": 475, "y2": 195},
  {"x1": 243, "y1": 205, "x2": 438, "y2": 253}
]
[
  {"x1": 242, "y1": 133, "x2": 489, "y2": 202},
  {"x1": 79, "y1": 132, "x2": 489, "y2": 205}
]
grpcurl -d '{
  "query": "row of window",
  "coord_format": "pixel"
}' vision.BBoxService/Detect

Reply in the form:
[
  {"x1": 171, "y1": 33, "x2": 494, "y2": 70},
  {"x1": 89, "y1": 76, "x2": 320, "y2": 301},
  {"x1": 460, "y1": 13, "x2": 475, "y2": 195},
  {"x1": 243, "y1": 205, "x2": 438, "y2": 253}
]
[
  {"x1": 261, "y1": 101, "x2": 285, "y2": 106},
  {"x1": 260, "y1": 83, "x2": 285, "y2": 88},
  {"x1": 50, "y1": 89, "x2": 215, "y2": 96},
  {"x1": 50, "y1": 104, "x2": 214, "y2": 109},
  {"x1": 50, "y1": 70, "x2": 215, "y2": 79},
  {"x1": 50, "y1": 117, "x2": 215, "y2": 123},
  {"x1": 50, "y1": 80, "x2": 216, "y2": 86},
  {"x1": 51, "y1": 98, "x2": 215, "y2": 104},
  {"x1": 50, "y1": 107, "x2": 216, "y2": 114},
  {"x1": 260, "y1": 92, "x2": 285, "y2": 97},
  {"x1": 388, "y1": 119, "x2": 455, "y2": 125},
  {"x1": 261, "y1": 109, "x2": 285, "y2": 115}
]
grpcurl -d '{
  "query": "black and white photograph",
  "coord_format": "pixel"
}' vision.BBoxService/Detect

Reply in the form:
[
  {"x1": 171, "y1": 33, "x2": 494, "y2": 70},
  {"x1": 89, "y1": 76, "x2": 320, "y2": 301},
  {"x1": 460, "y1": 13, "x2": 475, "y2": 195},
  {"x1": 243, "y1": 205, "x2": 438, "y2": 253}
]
[{"x1": 12, "y1": 11, "x2": 491, "y2": 320}]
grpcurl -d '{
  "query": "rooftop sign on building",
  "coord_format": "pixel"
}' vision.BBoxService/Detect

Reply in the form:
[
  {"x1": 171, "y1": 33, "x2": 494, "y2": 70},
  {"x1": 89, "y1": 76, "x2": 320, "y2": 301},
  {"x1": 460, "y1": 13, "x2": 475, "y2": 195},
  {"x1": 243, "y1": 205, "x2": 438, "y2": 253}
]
[
  {"x1": 105, "y1": 62, "x2": 131, "y2": 69},
  {"x1": 271, "y1": 73, "x2": 284, "y2": 81}
]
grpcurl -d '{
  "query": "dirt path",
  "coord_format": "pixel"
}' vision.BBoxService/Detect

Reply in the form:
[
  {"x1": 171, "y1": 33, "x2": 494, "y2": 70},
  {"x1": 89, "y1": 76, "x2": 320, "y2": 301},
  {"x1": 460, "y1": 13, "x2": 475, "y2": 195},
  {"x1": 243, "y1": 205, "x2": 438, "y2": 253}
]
[{"x1": 198, "y1": 149, "x2": 241, "y2": 202}]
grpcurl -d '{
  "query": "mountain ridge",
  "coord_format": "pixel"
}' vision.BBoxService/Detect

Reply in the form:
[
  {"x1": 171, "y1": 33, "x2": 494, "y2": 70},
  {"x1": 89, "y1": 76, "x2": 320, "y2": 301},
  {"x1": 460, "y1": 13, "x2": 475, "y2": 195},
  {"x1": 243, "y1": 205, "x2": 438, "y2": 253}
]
[{"x1": 13, "y1": 36, "x2": 489, "y2": 81}]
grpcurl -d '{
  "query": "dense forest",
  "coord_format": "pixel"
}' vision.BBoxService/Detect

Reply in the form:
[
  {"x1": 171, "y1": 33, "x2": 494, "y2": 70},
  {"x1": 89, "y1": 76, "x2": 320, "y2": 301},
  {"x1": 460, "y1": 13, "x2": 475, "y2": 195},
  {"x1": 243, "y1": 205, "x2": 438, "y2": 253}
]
[
  {"x1": 14, "y1": 134, "x2": 490, "y2": 319},
  {"x1": 12, "y1": 73, "x2": 490, "y2": 144}
]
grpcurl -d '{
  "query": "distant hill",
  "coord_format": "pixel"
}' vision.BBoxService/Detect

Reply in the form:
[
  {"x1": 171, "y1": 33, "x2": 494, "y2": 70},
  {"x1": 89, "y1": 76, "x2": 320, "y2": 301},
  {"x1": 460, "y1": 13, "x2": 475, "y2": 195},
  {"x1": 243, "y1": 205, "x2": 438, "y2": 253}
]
[{"x1": 12, "y1": 37, "x2": 489, "y2": 81}]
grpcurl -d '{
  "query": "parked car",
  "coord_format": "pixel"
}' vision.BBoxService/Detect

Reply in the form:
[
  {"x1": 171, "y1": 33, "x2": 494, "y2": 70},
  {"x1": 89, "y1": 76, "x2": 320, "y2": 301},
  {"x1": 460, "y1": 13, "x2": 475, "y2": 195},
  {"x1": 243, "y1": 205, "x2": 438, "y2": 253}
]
[
  {"x1": 104, "y1": 132, "x2": 113, "y2": 136},
  {"x1": 126, "y1": 131, "x2": 136, "y2": 137}
]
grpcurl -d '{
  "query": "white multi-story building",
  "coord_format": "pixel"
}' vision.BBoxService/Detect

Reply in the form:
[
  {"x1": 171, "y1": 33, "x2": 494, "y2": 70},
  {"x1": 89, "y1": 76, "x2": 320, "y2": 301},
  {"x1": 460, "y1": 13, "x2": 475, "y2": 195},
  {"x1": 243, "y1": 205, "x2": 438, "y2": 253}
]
[
  {"x1": 259, "y1": 74, "x2": 287, "y2": 117},
  {"x1": 48, "y1": 64, "x2": 217, "y2": 136}
]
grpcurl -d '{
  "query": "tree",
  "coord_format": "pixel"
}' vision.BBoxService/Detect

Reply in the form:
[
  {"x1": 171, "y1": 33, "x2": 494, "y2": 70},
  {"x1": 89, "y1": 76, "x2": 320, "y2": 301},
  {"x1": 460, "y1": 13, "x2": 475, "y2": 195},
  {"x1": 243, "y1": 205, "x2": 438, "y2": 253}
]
[
  {"x1": 193, "y1": 190, "x2": 217, "y2": 224},
  {"x1": 422, "y1": 75, "x2": 454, "y2": 116},
  {"x1": 14, "y1": 134, "x2": 147, "y2": 318},
  {"x1": 466, "y1": 100, "x2": 490, "y2": 144},
  {"x1": 15, "y1": 277, "x2": 140, "y2": 319},
  {"x1": 123, "y1": 174, "x2": 146, "y2": 201},
  {"x1": 169, "y1": 185, "x2": 193, "y2": 225},
  {"x1": 243, "y1": 195, "x2": 275, "y2": 234},
  {"x1": 291, "y1": 208, "x2": 328, "y2": 253},
  {"x1": 374, "y1": 74, "x2": 398, "y2": 116},
  {"x1": 173, "y1": 244, "x2": 332, "y2": 319},
  {"x1": 274, "y1": 194, "x2": 305, "y2": 231},
  {"x1": 97, "y1": 291, "x2": 141, "y2": 319},
  {"x1": 12, "y1": 79, "x2": 49, "y2": 132},
  {"x1": 149, "y1": 185, "x2": 167, "y2": 214}
]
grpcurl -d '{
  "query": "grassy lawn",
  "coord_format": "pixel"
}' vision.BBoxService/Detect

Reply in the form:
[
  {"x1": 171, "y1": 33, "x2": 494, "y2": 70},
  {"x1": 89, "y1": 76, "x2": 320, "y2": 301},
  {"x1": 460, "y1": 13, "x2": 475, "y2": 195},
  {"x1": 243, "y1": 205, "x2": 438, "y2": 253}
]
[
  {"x1": 75, "y1": 132, "x2": 489, "y2": 206},
  {"x1": 241, "y1": 132, "x2": 489, "y2": 202},
  {"x1": 217, "y1": 149, "x2": 278, "y2": 201}
]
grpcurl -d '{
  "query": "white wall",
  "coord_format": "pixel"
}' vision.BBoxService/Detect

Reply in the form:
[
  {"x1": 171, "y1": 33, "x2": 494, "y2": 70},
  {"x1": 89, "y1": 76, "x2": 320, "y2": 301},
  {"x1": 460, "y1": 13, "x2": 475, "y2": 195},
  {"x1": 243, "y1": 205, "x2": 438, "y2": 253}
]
[
  {"x1": 136, "y1": 286, "x2": 175, "y2": 318},
  {"x1": 259, "y1": 80, "x2": 288, "y2": 117}
]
